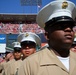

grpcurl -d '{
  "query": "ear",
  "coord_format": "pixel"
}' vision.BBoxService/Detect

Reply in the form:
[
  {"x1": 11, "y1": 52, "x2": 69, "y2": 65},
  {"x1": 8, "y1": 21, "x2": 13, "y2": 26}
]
[{"x1": 44, "y1": 31, "x2": 49, "y2": 40}]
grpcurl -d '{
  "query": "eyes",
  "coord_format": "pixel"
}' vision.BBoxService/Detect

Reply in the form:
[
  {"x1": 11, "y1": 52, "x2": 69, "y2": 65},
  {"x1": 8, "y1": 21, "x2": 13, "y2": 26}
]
[
  {"x1": 49, "y1": 22, "x2": 75, "y2": 31},
  {"x1": 21, "y1": 45, "x2": 36, "y2": 49},
  {"x1": 21, "y1": 43, "x2": 36, "y2": 49},
  {"x1": 54, "y1": 24, "x2": 74, "y2": 30},
  {"x1": 71, "y1": 44, "x2": 76, "y2": 48}
]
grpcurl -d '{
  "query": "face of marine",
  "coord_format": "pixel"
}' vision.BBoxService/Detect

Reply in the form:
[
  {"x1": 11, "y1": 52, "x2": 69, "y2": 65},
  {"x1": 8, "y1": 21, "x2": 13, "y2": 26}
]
[
  {"x1": 45, "y1": 22, "x2": 75, "y2": 57},
  {"x1": 13, "y1": 48, "x2": 22, "y2": 60},
  {"x1": 21, "y1": 42, "x2": 36, "y2": 59}
]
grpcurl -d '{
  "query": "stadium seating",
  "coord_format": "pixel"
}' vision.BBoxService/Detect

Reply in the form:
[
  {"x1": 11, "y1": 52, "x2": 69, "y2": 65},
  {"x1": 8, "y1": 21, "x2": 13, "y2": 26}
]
[{"x1": 0, "y1": 23, "x2": 45, "y2": 34}]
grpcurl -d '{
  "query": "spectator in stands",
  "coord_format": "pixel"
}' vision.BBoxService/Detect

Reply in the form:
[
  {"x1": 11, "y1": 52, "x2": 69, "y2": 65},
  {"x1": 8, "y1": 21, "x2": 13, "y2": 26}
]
[{"x1": 17, "y1": 0, "x2": 76, "y2": 75}]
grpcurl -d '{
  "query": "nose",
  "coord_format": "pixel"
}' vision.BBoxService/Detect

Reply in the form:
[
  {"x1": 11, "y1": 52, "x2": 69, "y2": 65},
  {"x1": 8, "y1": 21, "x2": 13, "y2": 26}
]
[
  {"x1": 26, "y1": 46, "x2": 30, "y2": 49},
  {"x1": 64, "y1": 27, "x2": 73, "y2": 32}
]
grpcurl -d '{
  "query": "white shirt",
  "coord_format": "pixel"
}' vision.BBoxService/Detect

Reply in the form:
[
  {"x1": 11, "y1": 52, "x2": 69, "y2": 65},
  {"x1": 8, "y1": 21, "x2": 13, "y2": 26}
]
[{"x1": 57, "y1": 56, "x2": 69, "y2": 71}]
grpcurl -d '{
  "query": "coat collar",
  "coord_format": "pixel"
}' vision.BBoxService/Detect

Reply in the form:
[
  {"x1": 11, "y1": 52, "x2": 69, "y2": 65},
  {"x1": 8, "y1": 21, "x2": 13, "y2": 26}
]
[
  {"x1": 40, "y1": 48, "x2": 76, "y2": 73},
  {"x1": 69, "y1": 50, "x2": 76, "y2": 74}
]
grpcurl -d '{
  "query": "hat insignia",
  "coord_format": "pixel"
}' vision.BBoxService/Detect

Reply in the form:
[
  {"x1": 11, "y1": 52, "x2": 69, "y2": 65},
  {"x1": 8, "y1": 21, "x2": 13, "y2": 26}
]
[
  {"x1": 25, "y1": 33, "x2": 29, "y2": 37},
  {"x1": 17, "y1": 42, "x2": 19, "y2": 45},
  {"x1": 62, "y1": 2, "x2": 68, "y2": 9}
]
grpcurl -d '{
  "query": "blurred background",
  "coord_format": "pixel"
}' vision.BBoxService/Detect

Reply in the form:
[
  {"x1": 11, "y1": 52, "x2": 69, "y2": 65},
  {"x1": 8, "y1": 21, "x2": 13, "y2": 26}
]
[{"x1": 0, "y1": 0, "x2": 76, "y2": 54}]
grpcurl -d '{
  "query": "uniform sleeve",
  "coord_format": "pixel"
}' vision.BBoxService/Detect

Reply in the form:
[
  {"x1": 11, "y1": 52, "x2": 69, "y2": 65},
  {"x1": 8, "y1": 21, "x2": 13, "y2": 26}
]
[
  {"x1": 0, "y1": 63, "x2": 3, "y2": 72},
  {"x1": 4, "y1": 65, "x2": 11, "y2": 75}
]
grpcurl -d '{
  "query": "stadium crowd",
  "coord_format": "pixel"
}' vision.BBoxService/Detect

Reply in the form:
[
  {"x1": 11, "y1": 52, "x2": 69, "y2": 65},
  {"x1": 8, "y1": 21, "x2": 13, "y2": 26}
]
[{"x1": 0, "y1": 23, "x2": 45, "y2": 34}]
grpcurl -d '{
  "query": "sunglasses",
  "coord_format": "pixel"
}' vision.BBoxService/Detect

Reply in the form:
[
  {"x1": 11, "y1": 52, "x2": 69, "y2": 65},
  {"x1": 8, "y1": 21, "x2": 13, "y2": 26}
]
[
  {"x1": 71, "y1": 44, "x2": 76, "y2": 48},
  {"x1": 21, "y1": 41, "x2": 36, "y2": 49},
  {"x1": 14, "y1": 47, "x2": 21, "y2": 52}
]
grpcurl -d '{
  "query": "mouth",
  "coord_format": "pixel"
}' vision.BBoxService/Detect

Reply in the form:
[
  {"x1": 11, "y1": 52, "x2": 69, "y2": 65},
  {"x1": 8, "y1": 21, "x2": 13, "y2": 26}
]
[
  {"x1": 65, "y1": 34, "x2": 73, "y2": 39},
  {"x1": 25, "y1": 51, "x2": 30, "y2": 54}
]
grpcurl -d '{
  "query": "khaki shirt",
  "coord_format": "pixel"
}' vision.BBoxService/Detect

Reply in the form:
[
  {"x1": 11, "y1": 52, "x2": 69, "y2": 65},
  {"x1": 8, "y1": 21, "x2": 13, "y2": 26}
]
[
  {"x1": 2, "y1": 59, "x2": 15, "y2": 75},
  {"x1": 0, "y1": 61, "x2": 6, "y2": 75},
  {"x1": 0, "y1": 61, "x2": 6, "y2": 72},
  {"x1": 18, "y1": 48, "x2": 76, "y2": 75},
  {"x1": 6, "y1": 59, "x2": 22, "y2": 75}
]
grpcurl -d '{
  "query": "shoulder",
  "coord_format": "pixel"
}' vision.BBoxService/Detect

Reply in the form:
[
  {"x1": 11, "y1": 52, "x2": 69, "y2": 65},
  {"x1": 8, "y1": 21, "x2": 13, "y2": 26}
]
[
  {"x1": 23, "y1": 48, "x2": 50, "y2": 64},
  {"x1": 70, "y1": 50, "x2": 76, "y2": 60},
  {"x1": 23, "y1": 48, "x2": 49, "y2": 64}
]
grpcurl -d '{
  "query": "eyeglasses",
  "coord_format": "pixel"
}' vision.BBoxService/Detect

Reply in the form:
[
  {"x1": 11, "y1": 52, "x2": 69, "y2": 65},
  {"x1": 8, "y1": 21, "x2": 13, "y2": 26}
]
[
  {"x1": 52, "y1": 22, "x2": 75, "y2": 30},
  {"x1": 71, "y1": 44, "x2": 76, "y2": 48},
  {"x1": 45, "y1": 21, "x2": 75, "y2": 32},
  {"x1": 14, "y1": 50, "x2": 21, "y2": 53},
  {"x1": 14, "y1": 47, "x2": 21, "y2": 53},
  {"x1": 21, "y1": 41, "x2": 36, "y2": 49}
]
